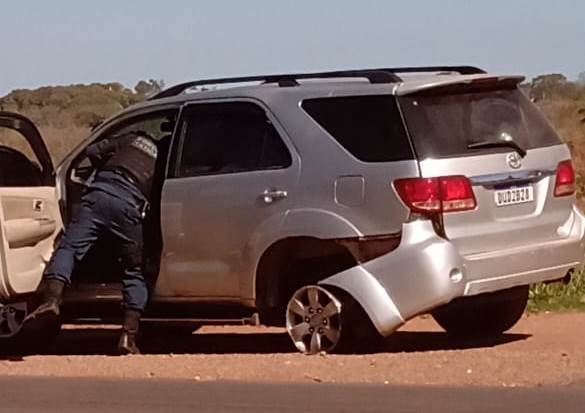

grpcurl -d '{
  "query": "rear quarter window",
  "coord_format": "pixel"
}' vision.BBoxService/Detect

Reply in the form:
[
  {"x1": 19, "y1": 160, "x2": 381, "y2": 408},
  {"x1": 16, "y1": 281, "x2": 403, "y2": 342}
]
[{"x1": 301, "y1": 95, "x2": 413, "y2": 162}]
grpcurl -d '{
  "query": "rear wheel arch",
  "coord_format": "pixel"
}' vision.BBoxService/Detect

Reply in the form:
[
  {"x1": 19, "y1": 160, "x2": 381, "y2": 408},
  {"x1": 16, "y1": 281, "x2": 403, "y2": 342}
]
[
  {"x1": 281, "y1": 209, "x2": 364, "y2": 239},
  {"x1": 254, "y1": 236, "x2": 358, "y2": 326}
]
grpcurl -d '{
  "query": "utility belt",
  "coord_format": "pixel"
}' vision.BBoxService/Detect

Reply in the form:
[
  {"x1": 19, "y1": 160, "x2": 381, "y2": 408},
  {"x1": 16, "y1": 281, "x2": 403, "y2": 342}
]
[
  {"x1": 99, "y1": 169, "x2": 150, "y2": 218},
  {"x1": 112, "y1": 168, "x2": 139, "y2": 187}
]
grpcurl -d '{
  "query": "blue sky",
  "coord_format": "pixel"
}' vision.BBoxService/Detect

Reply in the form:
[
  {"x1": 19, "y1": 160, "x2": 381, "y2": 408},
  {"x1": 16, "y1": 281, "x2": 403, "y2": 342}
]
[{"x1": 1, "y1": 0, "x2": 584, "y2": 96}]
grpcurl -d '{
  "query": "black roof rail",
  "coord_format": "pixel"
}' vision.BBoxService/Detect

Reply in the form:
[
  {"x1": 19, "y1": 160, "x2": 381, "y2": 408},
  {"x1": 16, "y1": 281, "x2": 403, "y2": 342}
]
[
  {"x1": 150, "y1": 65, "x2": 486, "y2": 100},
  {"x1": 150, "y1": 69, "x2": 401, "y2": 100},
  {"x1": 379, "y1": 65, "x2": 486, "y2": 75}
]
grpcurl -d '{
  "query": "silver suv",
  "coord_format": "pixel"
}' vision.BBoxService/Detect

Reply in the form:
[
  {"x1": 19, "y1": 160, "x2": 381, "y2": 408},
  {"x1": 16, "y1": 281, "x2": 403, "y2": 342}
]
[{"x1": 0, "y1": 66, "x2": 583, "y2": 354}]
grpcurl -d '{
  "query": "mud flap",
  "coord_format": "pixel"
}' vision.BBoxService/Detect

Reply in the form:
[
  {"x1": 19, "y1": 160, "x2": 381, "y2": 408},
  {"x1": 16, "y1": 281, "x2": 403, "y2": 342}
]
[{"x1": 319, "y1": 220, "x2": 465, "y2": 336}]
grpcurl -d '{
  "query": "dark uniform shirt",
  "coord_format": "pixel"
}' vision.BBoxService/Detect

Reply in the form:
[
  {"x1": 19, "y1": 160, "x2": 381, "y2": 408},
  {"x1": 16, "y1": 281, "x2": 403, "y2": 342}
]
[{"x1": 86, "y1": 132, "x2": 158, "y2": 200}]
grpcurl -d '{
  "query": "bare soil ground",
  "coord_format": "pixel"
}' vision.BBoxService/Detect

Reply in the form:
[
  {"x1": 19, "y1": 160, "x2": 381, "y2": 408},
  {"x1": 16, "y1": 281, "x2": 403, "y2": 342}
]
[{"x1": 1, "y1": 312, "x2": 584, "y2": 387}]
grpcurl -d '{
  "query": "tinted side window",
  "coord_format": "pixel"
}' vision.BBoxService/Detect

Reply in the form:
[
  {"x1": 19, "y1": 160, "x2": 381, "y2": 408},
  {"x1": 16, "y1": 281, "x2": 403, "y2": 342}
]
[
  {"x1": 302, "y1": 95, "x2": 413, "y2": 162},
  {"x1": 178, "y1": 102, "x2": 292, "y2": 177}
]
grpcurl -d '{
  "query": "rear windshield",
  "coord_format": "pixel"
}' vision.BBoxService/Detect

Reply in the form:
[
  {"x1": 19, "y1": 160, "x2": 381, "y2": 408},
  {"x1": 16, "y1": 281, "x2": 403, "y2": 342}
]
[
  {"x1": 302, "y1": 95, "x2": 413, "y2": 162},
  {"x1": 399, "y1": 87, "x2": 561, "y2": 159}
]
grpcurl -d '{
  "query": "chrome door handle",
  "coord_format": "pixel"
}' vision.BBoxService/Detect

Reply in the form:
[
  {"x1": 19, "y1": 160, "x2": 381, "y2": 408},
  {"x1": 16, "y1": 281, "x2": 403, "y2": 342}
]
[{"x1": 262, "y1": 189, "x2": 288, "y2": 204}]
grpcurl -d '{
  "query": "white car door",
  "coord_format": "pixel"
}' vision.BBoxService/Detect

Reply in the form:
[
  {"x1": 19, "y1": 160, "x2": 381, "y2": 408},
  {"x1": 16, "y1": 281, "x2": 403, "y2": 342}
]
[{"x1": 0, "y1": 112, "x2": 62, "y2": 300}]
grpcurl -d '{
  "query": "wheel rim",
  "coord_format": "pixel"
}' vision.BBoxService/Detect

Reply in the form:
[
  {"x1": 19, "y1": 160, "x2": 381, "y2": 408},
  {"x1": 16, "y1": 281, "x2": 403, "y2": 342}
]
[
  {"x1": 286, "y1": 285, "x2": 342, "y2": 354},
  {"x1": 0, "y1": 302, "x2": 26, "y2": 338}
]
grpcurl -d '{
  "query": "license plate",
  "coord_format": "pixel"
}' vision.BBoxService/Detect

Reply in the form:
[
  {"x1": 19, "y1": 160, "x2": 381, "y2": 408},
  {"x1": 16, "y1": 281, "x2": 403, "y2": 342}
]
[{"x1": 494, "y1": 186, "x2": 534, "y2": 207}]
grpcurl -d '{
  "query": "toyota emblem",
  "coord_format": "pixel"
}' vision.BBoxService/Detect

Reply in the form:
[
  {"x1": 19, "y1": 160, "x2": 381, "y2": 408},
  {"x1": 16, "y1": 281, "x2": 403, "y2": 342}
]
[{"x1": 507, "y1": 152, "x2": 522, "y2": 169}]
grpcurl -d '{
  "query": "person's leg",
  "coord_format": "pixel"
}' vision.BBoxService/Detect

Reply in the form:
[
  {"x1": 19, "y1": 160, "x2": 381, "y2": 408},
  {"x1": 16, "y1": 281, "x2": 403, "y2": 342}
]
[
  {"x1": 107, "y1": 192, "x2": 147, "y2": 354},
  {"x1": 26, "y1": 190, "x2": 106, "y2": 321},
  {"x1": 118, "y1": 262, "x2": 147, "y2": 355},
  {"x1": 44, "y1": 190, "x2": 106, "y2": 284}
]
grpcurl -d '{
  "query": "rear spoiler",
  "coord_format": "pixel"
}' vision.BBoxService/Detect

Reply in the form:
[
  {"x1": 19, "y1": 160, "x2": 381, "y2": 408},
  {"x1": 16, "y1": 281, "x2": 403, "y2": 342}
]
[{"x1": 395, "y1": 74, "x2": 525, "y2": 96}]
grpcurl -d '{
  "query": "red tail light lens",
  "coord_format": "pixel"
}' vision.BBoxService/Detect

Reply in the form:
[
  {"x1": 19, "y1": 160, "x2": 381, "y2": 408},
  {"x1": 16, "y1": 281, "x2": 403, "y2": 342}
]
[
  {"x1": 393, "y1": 178, "x2": 441, "y2": 212},
  {"x1": 554, "y1": 160, "x2": 576, "y2": 197},
  {"x1": 394, "y1": 176, "x2": 476, "y2": 214},
  {"x1": 440, "y1": 176, "x2": 477, "y2": 212}
]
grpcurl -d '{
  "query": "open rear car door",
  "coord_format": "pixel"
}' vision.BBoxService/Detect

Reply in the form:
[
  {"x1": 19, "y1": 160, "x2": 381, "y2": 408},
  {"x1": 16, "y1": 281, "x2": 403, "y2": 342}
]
[{"x1": 0, "y1": 112, "x2": 62, "y2": 301}]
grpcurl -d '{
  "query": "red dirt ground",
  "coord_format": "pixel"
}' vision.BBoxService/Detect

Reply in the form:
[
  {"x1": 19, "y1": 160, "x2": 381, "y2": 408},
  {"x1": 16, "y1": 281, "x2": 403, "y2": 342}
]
[{"x1": 1, "y1": 312, "x2": 583, "y2": 387}]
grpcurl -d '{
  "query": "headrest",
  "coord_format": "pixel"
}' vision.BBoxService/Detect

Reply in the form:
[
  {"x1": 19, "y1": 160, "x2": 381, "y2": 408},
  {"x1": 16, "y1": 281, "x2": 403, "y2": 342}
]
[{"x1": 160, "y1": 121, "x2": 175, "y2": 133}]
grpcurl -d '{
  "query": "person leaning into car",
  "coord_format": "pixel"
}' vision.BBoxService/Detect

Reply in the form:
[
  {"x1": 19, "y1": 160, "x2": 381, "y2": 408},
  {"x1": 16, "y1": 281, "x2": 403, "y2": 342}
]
[{"x1": 24, "y1": 130, "x2": 160, "y2": 355}]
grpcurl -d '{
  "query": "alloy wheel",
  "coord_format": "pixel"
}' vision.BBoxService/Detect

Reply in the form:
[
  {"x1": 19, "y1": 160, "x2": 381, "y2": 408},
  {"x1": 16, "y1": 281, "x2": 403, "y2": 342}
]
[{"x1": 286, "y1": 285, "x2": 342, "y2": 354}]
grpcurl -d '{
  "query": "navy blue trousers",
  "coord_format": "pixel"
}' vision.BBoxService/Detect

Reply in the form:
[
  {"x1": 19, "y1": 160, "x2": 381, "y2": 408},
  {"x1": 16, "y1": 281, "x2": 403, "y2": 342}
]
[{"x1": 44, "y1": 172, "x2": 148, "y2": 312}]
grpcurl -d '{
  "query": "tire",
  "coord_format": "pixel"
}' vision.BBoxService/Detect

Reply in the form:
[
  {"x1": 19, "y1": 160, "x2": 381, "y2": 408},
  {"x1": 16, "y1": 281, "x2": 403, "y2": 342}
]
[
  {"x1": 0, "y1": 300, "x2": 62, "y2": 355},
  {"x1": 333, "y1": 289, "x2": 381, "y2": 353},
  {"x1": 431, "y1": 285, "x2": 529, "y2": 338},
  {"x1": 285, "y1": 285, "x2": 380, "y2": 354}
]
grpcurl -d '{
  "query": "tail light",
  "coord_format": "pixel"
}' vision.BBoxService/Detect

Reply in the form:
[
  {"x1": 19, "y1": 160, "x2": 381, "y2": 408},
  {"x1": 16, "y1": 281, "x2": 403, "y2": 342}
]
[
  {"x1": 554, "y1": 160, "x2": 576, "y2": 197},
  {"x1": 394, "y1": 176, "x2": 476, "y2": 214}
]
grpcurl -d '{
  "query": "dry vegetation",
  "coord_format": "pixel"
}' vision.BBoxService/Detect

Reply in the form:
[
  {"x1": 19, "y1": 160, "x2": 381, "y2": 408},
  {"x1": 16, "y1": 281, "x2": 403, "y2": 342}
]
[
  {"x1": 0, "y1": 80, "x2": 162, "y2": 163},
  {"x1": 529, "y1": 75, "x2": 585, "y2": 310},
  {"x1": 528, "y1": 74, "x2": 585, "y2": 207}
]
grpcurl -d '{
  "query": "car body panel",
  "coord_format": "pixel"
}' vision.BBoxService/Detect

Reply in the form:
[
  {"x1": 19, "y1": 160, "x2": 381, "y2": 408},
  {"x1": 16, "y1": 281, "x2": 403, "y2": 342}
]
[
  {"x1": 157, "y1": 168, "x2": 298, "y2": 298},
  {"x1": 321, "y1": 206, "x2": 585, "y2": 336},
  {"x1": 155, "y1": 99, "x2": 301, "y2": 298},
  {"x1": 0, "y1": 113, "x2": 61, "y2": 300},
  {"x1": 462, "y1": 205, "x2": 585, "y2": 295},
  {"x1": 263, "y1": 95, "x2": 418, "y2": 237},
  {"x1": 320, "y1": 219, "x2": 464, "y2": 335},
  {"x1": 418, "y1": 144, "x2": 574, "y2": 256},
  {"x1": 0, "y1": 187, "x2": 62, "y2": 298}
]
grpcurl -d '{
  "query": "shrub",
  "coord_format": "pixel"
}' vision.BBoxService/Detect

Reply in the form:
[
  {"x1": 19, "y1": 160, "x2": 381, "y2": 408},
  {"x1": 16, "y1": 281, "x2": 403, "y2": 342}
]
[{"x1": 528, "y1": 268, "x2": 585, "y2": 312}]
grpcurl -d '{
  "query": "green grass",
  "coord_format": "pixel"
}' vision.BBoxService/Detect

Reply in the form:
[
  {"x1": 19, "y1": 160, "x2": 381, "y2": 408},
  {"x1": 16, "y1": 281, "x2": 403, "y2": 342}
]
[{"x1": 527, "y1": 267, "x2": 585, "y2": 312}]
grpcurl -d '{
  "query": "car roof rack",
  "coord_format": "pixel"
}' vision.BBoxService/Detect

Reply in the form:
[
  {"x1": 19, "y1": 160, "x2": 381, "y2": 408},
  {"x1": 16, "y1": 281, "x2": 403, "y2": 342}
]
[
  {"x1": 150, "y1": 65, "x2": 486, "y2": 100},
  {"x1": 385, "y1": 65, "x2": 486, "y2": 76}
]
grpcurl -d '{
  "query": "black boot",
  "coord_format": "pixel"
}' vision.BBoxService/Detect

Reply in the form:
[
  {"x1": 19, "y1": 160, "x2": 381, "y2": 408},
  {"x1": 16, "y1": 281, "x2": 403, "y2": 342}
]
[
  {"x1": 118, "y1": 309, "x2": 142, "y2": 355},
  {"x1": 24, "y1": 279, "x2": 65, "y2": 323}
]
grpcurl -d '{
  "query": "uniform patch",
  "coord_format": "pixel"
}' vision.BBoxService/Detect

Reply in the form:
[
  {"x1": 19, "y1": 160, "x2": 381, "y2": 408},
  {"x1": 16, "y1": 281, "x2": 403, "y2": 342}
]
[{"x1": 130, "y1": 136, "x2": 158, "y2": 158}]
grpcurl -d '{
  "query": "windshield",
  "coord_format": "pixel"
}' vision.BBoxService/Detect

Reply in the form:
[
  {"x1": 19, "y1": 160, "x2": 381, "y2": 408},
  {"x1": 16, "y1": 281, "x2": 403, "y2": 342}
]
[{"x1": 399, "y1": 87, "x2": 561, "y2": 159}]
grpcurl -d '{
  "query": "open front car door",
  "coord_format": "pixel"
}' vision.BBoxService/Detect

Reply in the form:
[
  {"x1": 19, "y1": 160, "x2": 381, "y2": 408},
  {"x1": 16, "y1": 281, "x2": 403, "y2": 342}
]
[{"x1": 0, "y1": 112, "x2": 62, "y2": 301}]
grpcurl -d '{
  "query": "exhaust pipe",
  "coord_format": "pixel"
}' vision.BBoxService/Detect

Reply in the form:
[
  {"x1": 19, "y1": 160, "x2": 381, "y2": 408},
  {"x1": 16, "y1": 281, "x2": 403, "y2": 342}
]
[{"x1": 562, "y1": 269, "x2": 574, "y2": 285}]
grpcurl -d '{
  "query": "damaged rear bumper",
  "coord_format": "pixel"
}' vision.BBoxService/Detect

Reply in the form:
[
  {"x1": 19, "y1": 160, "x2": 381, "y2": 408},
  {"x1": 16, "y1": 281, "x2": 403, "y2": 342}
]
[{"x1": 320, "y1": 206, "x2": 585, "y2": 336}]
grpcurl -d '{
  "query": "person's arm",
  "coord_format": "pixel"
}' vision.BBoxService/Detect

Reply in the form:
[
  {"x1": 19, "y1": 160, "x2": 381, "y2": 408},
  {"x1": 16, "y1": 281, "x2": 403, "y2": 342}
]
[{"x1": 85, "y1": 135, "x2": 130, "y2": 167}]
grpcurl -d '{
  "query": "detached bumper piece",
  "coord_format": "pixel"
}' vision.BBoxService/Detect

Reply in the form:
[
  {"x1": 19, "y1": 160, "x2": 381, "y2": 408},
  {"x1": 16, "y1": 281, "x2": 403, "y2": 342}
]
[{"x1": 321, "y1": 206, "x2": 585, "y2": 336}]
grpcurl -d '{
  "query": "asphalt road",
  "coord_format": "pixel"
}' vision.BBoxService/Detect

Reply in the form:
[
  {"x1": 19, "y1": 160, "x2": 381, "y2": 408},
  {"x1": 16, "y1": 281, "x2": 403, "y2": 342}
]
[{"x1": 0, "y1": 377, "x2": 584, "y2": 413}]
